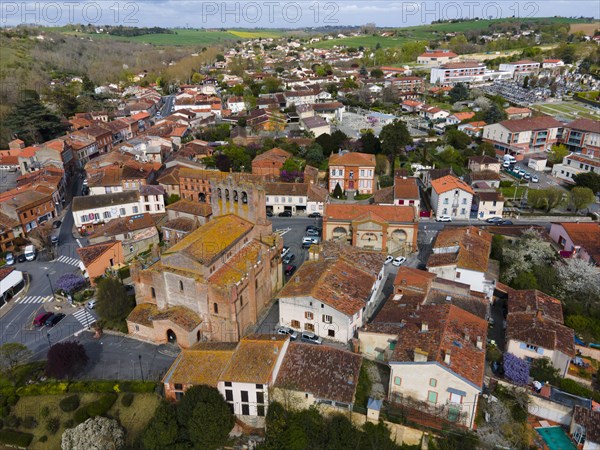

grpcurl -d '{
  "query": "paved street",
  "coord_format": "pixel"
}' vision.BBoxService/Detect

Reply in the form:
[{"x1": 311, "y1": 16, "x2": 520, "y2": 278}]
[{"x1": 160, "y1": 95, "x2": 175, "y2": 117}]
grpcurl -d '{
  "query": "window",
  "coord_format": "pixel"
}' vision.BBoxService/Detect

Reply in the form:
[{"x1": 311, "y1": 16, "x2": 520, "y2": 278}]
[
  {"x1": 133, "y1": 206, "x2": 139, "y2": 214},
  {"x1": 174, "y1": 383, "x2": 183, "y2": 391},
  {"x1": 322, "y1": 315, "x2": 332, "y2": 324},
  {"x1": 176, "y1": 391, "x2": 183, "y2": 400},
  {"x1": 304, "y1": 323, "x2": 314, "y2": 332},
  {"x1": 241, "y1": 391, "x2": 249, "y2": 402},
  {"x1": 328, "y1": 329, "x2": 335, "y2": 338},
  {"x1": 179, "y1": 280, "x2": 184, "y2": 292},
  {"x1": 241, "y1": 404, "x2": 250, "y2": 415},
  {"x1": 429, "y1": 378, "x2": 437, "y2": 387},
  {"x1": 256, "y1": 391, "x2": 264, "y2": 404},
  {"x1": 394, "y1": 376, "x2": 401, "y2": 386},
  {"x1": 213, "y1": 303, "x2": 219, "y2": 314},
  {"x1": 456, "y1": 271, "x2": 461, "y2": 279},
  {"x1": 145, "y1": 205, "x2": 151, "y2": 212},
  {"x1": 103, "y1": 211, "x2": 111, "y2": 219},
  {"x1": 81, "y1": 215, "x2": 88, "y2": 223},
  {"x1": 257, "y1": 405, "x2": 265, "y2": 417},
  {"x1": 461, "y1": 208, "x2": 466, "y2": 214},
  {"x1": 462, "y1": 198, "x2": 467, "y2": 204},
  {"x1": 120, "y1": 208, "x2": 126, "y2": 216},
  {"x1": 151, "y1": 288, "x2": 156, "y2": 298},
  {"x1": 256, "y1": 384, "x2": 263, "y2": 390},
  {"x1": 225, "y1": 390, "x2": 233, "y2": 401},
  {"x1": 427, "y1": 391, "x2": 438, "y2": 404},
  {"x1": 224, "y1": 381, "x2": 232, "y2": 387},
  {"x1": 443, "y1": 198, "x2": 449, "y2": 205},
  {"x1": 291, "y1": 320, "x2": 300, "y2": 329},
  {"x1": 305, "y1": 312, "x2": 313, "y2": 320}
]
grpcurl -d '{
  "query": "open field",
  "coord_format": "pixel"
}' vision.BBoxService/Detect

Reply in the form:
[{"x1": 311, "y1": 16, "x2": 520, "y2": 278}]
[
  {"x1": 570, "y1": 22, "x2": 600, "y2": 35},
  {"x1": 531, "y1": 101, "x2": 600, "y2": 121},
  {"x1": 312, "y1": 35, "x2": 413, "y2": 49}
]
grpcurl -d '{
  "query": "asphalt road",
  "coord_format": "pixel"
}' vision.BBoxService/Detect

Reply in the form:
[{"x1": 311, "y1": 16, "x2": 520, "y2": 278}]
[{"x1": 160, "y1": 95, "x2": 175, "y2": 117}]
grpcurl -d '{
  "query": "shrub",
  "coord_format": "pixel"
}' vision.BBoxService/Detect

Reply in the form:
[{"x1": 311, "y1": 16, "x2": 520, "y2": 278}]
[
  {"x1": 59, "y1": 394, "x2": 80, "y2": 412},
  {"x1": 73, "y1": 408, "x2": 90, "y2": 425},
  {"x1": 21, "y1": 416, "x2": 37, "y2": 429},
  {"x1": 17, "y1": 381, "x2": 69, "y2": 396},
  {"x1": 64, "y1": 419, "x2": 74, "y2": 428},
  {"x1": 39, "y1": 435, "x2": 48, "y2": 443},
  {"x1": 503, "y1": 353, "x2": 530, "y2": 385},
  {"x1": 0, "y1": 407, "x2": 9, "y2": 418},
  {"x1": 0, "y1": 397, "x2": 6, "y2": 407},
  {"x1": 4, "y1": 415, "x2": 20, "y2": 428},
  {"x1": 45, "y1": 417, "x2": 60, "y2": 434},
  {"x1": 5, "y1": 396, "x2": 18, "y2": 407},
  {"x1": 40, "y1": 406, "x2": 50, "y2": 418},
  {"x1": 0, "y1": 430, "x2": 34, "y2": 448},
  {"x1": 121, "y1": 393, "x2": 134, "y2": 407},
  {"x1": 55, "y1": 274, "x2": 86, "y2": 294},
  {"x1": 0, "y1": 418, "x2": 3, "y2": 429},
  {"x1": 86, "y1": 393, "x2": 117, "y2": 417}
]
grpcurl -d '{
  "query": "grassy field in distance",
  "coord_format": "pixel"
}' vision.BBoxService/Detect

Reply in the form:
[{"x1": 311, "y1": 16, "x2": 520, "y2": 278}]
[{"x1": 532, "y1": 101, "x2": 600, "y2": 121}]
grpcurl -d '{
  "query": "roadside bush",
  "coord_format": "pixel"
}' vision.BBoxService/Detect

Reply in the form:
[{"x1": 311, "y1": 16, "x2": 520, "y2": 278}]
[
  {"x1": 64, "y1": 419, "x2": 74, "y2": 428},
  {"x1": 59, "y1": 394, "x2": 80, "y2": 412},
  {"x1": 45, "y1": 417, "x2": 60, "y2": 434},
  {"x1": 16, "y1": 381, "x2": 69, "y2": 396},
  {"x1": 73, "y1": 408, "x2": 89, "y2": 425},
  {"x1": 39, "y1": 435, "x2": 48, "y2": 442},
  {"x1": 0, "y1": 430, "x2": 34, "y2": 447},
  {"x1": 21, "y1": 416, "x2": 37, "y2": 429},
  {"x1": 121, "y1": 393, "x2": 134, "y2": 407},
  {"x1": 5, "y1": 396, "x2": 18, "y2": 407},
  {"x1": 67, "y1": 380, "x2": 156, "y2": 393},
  {"x1": 86, "y1": 393, "x2": 117, "y2": 417},
  {"x1": 5, "y1": 415, "x2": 20, "y2": 428}
]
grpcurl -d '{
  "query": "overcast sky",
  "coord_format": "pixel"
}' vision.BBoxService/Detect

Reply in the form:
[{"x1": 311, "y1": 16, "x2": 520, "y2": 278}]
[{"x1": 1, "y1": 1, "x2": 598, "y2": 28}]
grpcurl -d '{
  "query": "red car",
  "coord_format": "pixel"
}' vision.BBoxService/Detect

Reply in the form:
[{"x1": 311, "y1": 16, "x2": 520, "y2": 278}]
[
  {"x1": 33, "y1": 312, "x2": 53, "y2": 327},
  {"x1": 284, "y1": 265, "x2": 296, "y2": 276}
]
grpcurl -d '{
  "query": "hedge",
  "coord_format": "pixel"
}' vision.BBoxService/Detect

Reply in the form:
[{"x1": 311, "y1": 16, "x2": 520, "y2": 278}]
[
  {"x1": 86, "y1": 393, "x2": 117, "y2": 417},
  {"x1": 59, "y1": 395, "x2": 80, "y2": 412},
  {"x1": 0, "y1": 430, "x2": 33, "y2": 448},
  {"x1": 121, "y1": 393, "x2": 134, "y2": 407},
  {"x1": 17, "y1": 380, "x2": 157, "y2": 396},
  {"x1": 73, "y1": 408, "x2": 89, "y2": 425}
]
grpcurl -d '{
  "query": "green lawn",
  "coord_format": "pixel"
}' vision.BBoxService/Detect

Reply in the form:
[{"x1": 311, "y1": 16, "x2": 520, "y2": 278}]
[
  {"x1": 532, "y1": 102, "x2": 600, "y2": 121},
  {"x1": 312, "y1": 35, "x2": 413, "y2": 49},
  {"x1": 12, "y1": 393, "x2": 160, "y2": 449}
]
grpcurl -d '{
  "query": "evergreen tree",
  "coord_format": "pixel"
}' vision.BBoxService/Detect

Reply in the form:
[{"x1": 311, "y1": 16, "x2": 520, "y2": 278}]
[{"x1": 5, "y1": 90, "x2": 65, "y2": 144}]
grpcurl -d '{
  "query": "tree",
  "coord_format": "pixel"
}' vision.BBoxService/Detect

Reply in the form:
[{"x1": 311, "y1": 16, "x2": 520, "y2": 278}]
[
  {"x1": 0, "y1": 343, "x2": 31, "y2": 376},
  {"x1": 502, "y1": 229, "x2": 556, "y2": 283},
  {"x1": 483, "y1": 103, "x2": 507, "y2": 124},
  {"x1": 511, "y1": 271, "x2": 538, "y2": 290},
  {"x1": 370, "y1": 69, "x2": 384, "y2": 79},
  {"x1": 142, "y1": 402, "x2": 180, "y2": 450},
  {"x1": 375, "y1": 154, "x2": 388, "y2": 176},
  {"x1": 503, "y1": 353, "x2": 530, "y2": 386},
  {"x1": 547, "y1": 144, "x2": 569, "y2": 164},
  {"x1": 530, "y1": 357, "x2": 560, "y2": 385},
  {"x1": 177, "y1": 386, "x2": 234, "y2": 450},
  {"x1": 166, "y1": 194, "x2": 180, "y2": 205},
  {"x1": 304, "y1": 143, "x2": 324, "y2": 168},
  {"x1": 543, "y1": 187, "x2": 566, "y2": 212},
  {"x1": 359, "y1": 132, "x2": 381, "y2": 154},
  {"x1": 333, "y1": 183, "x2": 344, "y2": 199},
  {"x1": 359, "y1": 65, "x2": 368, "y2": 77},
  {"x1": 523, "y1": 76, "x2": 529, "y2": 89},
  {"x1": 445, "y1": 128, "x2": 471, "y2": 150},
  {"x1": 449, "y1": 82, "x2": 469, "y2": 103},
  {"x1": 569, "y1": 187, "x2": 595, "y2": 212},
  {"x1": 4, "y1": 90, "x2": 65, "y2": 145},
  {"x1": 96, "y1": 277, "x2": 134, "y2": 325},
  {"x1": 379, "y1": 120, "x2": 413, "y2": 166},
  {"x1": 573, "y1": 172, "x2": 600, "y2": 194},
  {"x1": 263, "y1": 77, "x2": 282, "y2": 94},
  {"x1": 554, "y1": 258, "x2": 600, "y2": 307},
  {"x1": 62, "y1": 416, "x2": 126, "y2": 450},
  {"x1": 216, "y1": 53, "x2": 225, "y2": 62},
  {"x1": 478, "y1": 141, "x2": 496, "y2": 158},
  {"x1": 46, "y1": 342, "x2": 88, "y2": 379}
]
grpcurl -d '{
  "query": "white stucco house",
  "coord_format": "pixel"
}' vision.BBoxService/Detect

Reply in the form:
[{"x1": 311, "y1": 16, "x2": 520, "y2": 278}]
[
  {"x1": 72, "y1": 191, "x2": 142, "y2": 229},
  {"x1": 430, "y1": 175, "x2": 474, "y2": 220}
]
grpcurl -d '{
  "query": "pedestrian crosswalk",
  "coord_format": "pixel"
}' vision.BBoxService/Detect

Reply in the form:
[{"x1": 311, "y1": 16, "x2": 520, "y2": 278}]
[
  {"x1": 73, "y1": 309, "x2": 95, "y2": 327},
  {"x1": 15, "y1": 295, "x2": 52, "y2": 304},
  {"x1": 56, "y1": 255, "x2": 81, "y2": 267}
]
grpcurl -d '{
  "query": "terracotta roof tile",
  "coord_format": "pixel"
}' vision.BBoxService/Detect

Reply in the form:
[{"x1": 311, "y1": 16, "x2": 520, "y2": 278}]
[
  {"x1": 166, "y1": 199, "x2": 212, "y2": 217},
  {"x1": 87, "y1": 213, "x2": 156, "y2": 239},
  {"x1": 219, "y1": 335, "x2": 288, "y2": 384},
  {"x1": 276, "y1": 343, "x2": 362, "y2": 404},
  {"x1": 162, "y1": 344, "x2": 237, "y2": 386},
  {"x1": 325, "y1": 204, "x2": 415, "y2": 223},
  {"x1": 127, "y1": 303, "x2": 202, "y2": 332},
  {"x1": 428, "y1": 226, "x2": 492, "y2": 272},
  {"x1": 498, "y1": 117, "x2": 564, "y2": 132},
  {"x1": 329, "y1": 151, "x2": 376, "y2": 167},
  {"x1": 565, "y1": 118, "x2": 600, "y2": 134},
  {"x1": 573, "y1": 406, "x2": 600, "y2": 444},
  {"x1": 394, "y1": 177, "x2": 420, "y2": 200},
  {"x1": 431, "y1": 175, "x2": 474, "y2": 195},
  {"x1": 554, "y1": 222, "x2": 600, "y2": 264},
  {"x1": 77, "y1": 241, "x2": 119, "y2": 266},
  {"x1": 162, "y1": 217, "x2": 197, "y2": 232}
]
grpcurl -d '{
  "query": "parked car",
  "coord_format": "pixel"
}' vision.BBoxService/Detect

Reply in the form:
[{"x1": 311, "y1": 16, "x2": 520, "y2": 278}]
[
  {"x1": 5, "y1": 252, "x2": 14, "y2": 266},
  {"x1": 501, "y1": 219, "x2": 514, "y2": 225},
  {"x1": 282, "y1": 253, "x2": 295, "y2": 264},
  {"x1": 301, "y1": 331, "x2": 322, "y2": 345},
  {"x1": 17, "y1": 254, "x2": 26, "y2": 263},
  {"x1": 266, "y1": 211, "x2": 273, "y2": 217},
  {"x1": 87, "y1": 300, "x2": 96, "y2": 310},
  {"x1": 306, "y1": 225, "x2": 318, "y2": 231},
  {"x1": 276, "y1": 326, "x2": 298, "y2": 341},
  {"x1": 308, "y1": 212, "x2": 322, "y2": 218},
  {"x1": 302, "y1": 237, "x2": 320, "y2": 248},
  {"x1": 284, "y1": 264, "x2": 296, "y2": 276},
  {"x1": 486, "y1": 217, "x2": 503, "y2": 224},
  {"x1": 523, "y1": 173, "x2": 531, "y2": 180},
  {"x1": 436, "y1": 215, "x2": 452, "y2": 222},
  {"x1": 531, "y1": 175, "x2": 539, "y2": 183},
  {"x1": 51, "y1": 235, "x2": 59, "y2": 245},
  {"x1": 305, "y1": 229, "x2": 319, "y2": 237},
  {"x1": 45, "y1": 313, "x2": 65, "y2": 327},
  {"x1": 392, "y1": 256, "x2": 406, "y2": 267},
  {"x1": 52, "y1": 220, "x2": 62, "y2": 229},
  {"x1": 33, "y1": 312, "x2": 53, "y2": 327},
  {"x1": 281, "y1": 246, "x2": 290, "y2": 258},
  {"x1": 384, "y1": 255, "x2": 394, "y2": 265},
  {"x1": 278, "y1": 211, "x2": 292, "y2": 217}
]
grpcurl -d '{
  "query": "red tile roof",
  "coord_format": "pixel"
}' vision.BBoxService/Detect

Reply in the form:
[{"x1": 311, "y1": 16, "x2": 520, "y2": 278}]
[
  {"x1": 393, "y1": 177, "x2": 420, "y2": 200},
  {"x1": 498, "y1": 116, "x2": 564, "y2": 132},
  {"x1": 329, "y1": 151, "x2": 376, "y2": 167},
  {"x1": 555, "y1": 222, "x2": 600, "y2": 264},
  {"x1": 428, "y1": 226, "x2": 492, "y2": 272},
  {"x1": 565, "y1": 118, "x2": 600, "y2": 134},
  {"x1": 325, "y1": 204, "x2": 415, "y2": 223},
  {"x1": 77, "y1": 241, "x2": 120, "y2": 267},
  {"x1": 431, "y1": 175, "x2": 474, "y2": 195}
]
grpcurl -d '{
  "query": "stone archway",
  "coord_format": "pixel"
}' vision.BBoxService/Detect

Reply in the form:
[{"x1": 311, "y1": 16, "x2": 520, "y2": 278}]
[
  {"x1": 332, "y1": 227, "x2": 348, "y2": 241},
  {"x1": 389, "y1": 229, "x2": 408, "y2": 254},
  {"x1": 198, "y1": 193, "x2": 206, "y2": 202},
  {"x1": 241, "y1": 191, "x2": 248, "y2": 204}
]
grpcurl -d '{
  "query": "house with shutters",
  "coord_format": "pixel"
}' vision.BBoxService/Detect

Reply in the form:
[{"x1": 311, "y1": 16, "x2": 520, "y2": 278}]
[
  {"x1": 505, "y1": 289, "x2": 575, "y2": 377},
  {"x1": 328, "y1": 151, "x2": 376, "y2": 194},
  {"x1": 430, "y1": 175, "x2": 474, "y2": 220}
]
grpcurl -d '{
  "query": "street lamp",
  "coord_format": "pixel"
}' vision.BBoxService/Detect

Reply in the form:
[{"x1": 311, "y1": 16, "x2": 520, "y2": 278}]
[
  {"x1": 46, "y1": 332, "x2": 51, "y2": 348},
  {"x1": 46, "y1": 274, "x2": 55, "y2": 299},
  {"x1": 138, "y1": 355, "x2": 145, "y2": 382}
]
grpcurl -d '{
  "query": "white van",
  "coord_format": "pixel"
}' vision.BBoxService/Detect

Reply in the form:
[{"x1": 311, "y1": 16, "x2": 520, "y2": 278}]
[
  {"x1": 24, "y1": 245, "x2": 36, "y2": 261},
  {"x1": 503, "y1": 154, "x2": 516, "y2": 164}
]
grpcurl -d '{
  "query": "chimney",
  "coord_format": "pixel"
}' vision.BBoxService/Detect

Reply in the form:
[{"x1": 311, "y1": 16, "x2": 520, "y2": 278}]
[
  {"x1": 466, "y1": 228, "x2": 470, "y2": 234},
  {"x1": 526, "y1": 305, "x2": 531, "y2": 312},
  {"x1": 414, "y1": 348, "x2": 428, "y2": 362},
  {"x1": 476, "y1": 336, "x2": 483, "y2": 350},
  {"x1": 464, "y1": 330, "x2": 470, "y2": 342},
  {"x1": 421, "y1": 322, "x2": 428, "y2": 332},
  {"x1": 444, "y1": 350, "x2": 451, "y2": 365}
]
